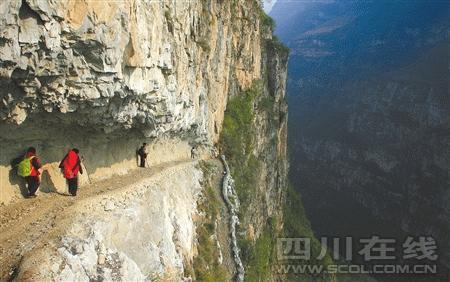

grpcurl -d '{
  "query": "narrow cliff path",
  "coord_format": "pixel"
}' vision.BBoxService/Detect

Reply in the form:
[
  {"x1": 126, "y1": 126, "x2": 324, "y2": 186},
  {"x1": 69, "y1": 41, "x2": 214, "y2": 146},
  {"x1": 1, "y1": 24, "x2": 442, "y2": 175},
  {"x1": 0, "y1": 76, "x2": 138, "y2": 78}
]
[{"x1": 0, "y1": 159, "x2": 192, "y2": 281}]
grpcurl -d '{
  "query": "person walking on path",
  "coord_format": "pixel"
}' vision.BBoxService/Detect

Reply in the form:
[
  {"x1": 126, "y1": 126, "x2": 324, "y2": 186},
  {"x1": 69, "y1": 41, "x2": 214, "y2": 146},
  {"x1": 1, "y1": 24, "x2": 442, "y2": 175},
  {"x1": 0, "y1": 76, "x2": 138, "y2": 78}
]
[
  {"x1": 17, "y1": 147, "x2": 43, "y2": 198},
  {"x1": 191, "y1": 146, "x2": 196, "y2": 159},
  {"x1": 137, "y1": 143, "x2": 148, "y2": 168},
  {"x1": 59, "y1": 148, "x2": 83, "y2": 196}
]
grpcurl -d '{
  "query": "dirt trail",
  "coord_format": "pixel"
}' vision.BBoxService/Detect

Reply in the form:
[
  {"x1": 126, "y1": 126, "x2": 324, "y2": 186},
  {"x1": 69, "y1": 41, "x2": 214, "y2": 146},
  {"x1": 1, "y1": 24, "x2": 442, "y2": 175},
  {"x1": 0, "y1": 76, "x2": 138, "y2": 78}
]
[{"x1": 0, "y1": 159, "x2": 192, "y2": 281}]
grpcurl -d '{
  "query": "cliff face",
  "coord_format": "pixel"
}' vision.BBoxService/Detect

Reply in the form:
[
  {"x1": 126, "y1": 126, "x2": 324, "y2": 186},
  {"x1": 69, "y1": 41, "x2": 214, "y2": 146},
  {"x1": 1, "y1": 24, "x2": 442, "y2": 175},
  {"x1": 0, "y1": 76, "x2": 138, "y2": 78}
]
[
  {"x1": 16, "y1": 162, "x2": 203, "y2": 281},
  {"x1": 218, "y1": 32, "x2": 289, "y2": 280},
  {"x1": 0, "y1": 0, "x2": 262, "y2": 134},
  {"x1": 0, "y1": 0, "x2": 289, "y2": 280},
  {"x1": 244, "y1": 36, "x2": 288, "y2": 239},
  {"x1": 1, "y1": 0, "x2": 265, "y2": 204}
]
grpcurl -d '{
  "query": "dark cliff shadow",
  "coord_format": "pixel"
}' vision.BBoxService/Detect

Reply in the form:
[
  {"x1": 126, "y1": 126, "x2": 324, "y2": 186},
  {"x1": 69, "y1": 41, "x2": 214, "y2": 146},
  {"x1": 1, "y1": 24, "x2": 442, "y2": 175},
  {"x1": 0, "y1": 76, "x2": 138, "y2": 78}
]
[
  {"x1": 0, "y1": 112, "x2": 169, "y2": 201},
  {"x1": 55, "y1": 190, "x2": 71, "y2": 197},
  {"x1": 39, "y1": 171, "x2": 56, "y2": 193},
  {"x1": 9, "y1": 153, "x2": 28, "y2": 197},
  {"x1": 135, "y1": 148, "x2": 139, "y2": 167},
  {"x1": 8, "y1": 152, "x2": 56, "y2": 197}
]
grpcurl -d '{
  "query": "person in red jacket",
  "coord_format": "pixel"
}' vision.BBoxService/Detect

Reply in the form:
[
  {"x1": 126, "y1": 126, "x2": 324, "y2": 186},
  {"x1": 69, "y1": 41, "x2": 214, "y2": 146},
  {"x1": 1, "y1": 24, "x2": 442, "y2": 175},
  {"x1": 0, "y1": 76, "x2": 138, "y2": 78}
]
[
  {"x1": 24, "y1": 147, "x2": 42, "y2": 198},
  {"x1": 59, "y1": 148, "x2": 83, "y2": 196}
]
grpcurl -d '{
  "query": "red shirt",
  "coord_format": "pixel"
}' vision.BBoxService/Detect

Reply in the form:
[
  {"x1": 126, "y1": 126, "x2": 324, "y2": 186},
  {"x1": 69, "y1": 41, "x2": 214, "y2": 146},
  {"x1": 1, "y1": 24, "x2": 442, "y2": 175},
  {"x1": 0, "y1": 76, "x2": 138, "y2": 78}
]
[
  {"x1": 25, "y1": 152, "x2": 42, "y2": 177},
  {"x1": 61, "y1": 150, "x2": 81, "y2": 179}
]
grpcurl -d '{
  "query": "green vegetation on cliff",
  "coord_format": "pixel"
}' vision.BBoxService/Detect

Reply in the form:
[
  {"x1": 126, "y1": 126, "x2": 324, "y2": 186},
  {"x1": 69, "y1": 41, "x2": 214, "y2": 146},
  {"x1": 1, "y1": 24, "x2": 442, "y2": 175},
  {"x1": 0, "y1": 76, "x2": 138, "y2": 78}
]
[
  {"x1": 240, "y1": 220, "x2": 279, "y2": 281},
  {"x1": 220, "y1": 83, "x2": 261, "y2": 216},
  {"x1": 283, "y1": 184, "x2": 335, "y2": 281},
  {"x1": 220, "y1": 81, "x2": 277, "y2": 281},
  {"x1": 270, "y1": 35, "x2": 290, "y2": 57},
  {"x1": 218, "y1": 5, "x2": 331, "y2": 280},
  {"x1": 219, "y1": 78, "x2": 295, "y2": 281},
  {"x1": 259, "y1": 9, "x2": 275, "y2": 29},
  {"x1": 219, "y1": 80, "x2": 334, "y2": 281},
  {"x1": 220, "y1": 84, "x2": 257, "y2": 165},
  {"x1": 190, "y1": 162, "x2": 229, "y2": 281}
]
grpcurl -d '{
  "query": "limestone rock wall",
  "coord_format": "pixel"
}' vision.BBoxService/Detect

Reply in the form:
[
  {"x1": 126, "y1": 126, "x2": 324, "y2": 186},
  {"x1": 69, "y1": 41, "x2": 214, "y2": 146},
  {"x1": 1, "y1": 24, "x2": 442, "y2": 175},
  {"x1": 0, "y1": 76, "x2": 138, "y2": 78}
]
[
  {"x1": 0, "y1": 0, "x2": 266, "y2": 204},
  {"x1": 0, "y1": 0, "x2": 292, "y2": 278},
  {"x1": 0, "y1": 0, "x2": 261, "y2": 137},
  {"x1": 16, "y1": 162, "x2": 203, "y2": 281},
  {"x1": 0, "y1": 0, "x2": 291, "y2": 280},
  {"x1": 244, "y1": 38, "x2": 289, "y2": 240}
]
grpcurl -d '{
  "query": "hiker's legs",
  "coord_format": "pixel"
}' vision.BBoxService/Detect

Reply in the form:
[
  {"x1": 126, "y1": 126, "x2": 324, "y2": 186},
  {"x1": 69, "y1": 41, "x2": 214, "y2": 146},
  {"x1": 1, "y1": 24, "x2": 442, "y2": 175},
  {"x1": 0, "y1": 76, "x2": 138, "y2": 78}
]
[
  {"x1": 69, "y1": 178, "x2": 78, "y2": 196},
  {"x1": 66, "y1": 179, "x2": 71, "y2": 194},
  {"x1": 68, "y1": 178, "x2": 78, "y2": 196},
  {"x1": 26, "y1": 176, "x2": 39, "y2": 196},
  {"x1": 140, "y1": 157, "x2": 146, "y2": 168},
  {"x1": 26, "y1": 176, "x2": 33, "y2": 196}
]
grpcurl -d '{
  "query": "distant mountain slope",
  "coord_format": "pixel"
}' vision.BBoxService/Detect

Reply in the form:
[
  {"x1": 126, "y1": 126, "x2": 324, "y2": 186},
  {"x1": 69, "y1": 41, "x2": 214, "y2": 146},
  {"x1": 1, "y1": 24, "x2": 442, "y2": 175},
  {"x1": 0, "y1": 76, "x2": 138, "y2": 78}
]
[
  {"x1": 271, "y1": 0, "x2": 449, "y2": 278},
  {"x1": 272, "y1": 0, "x2": 448, "y2": 83}
]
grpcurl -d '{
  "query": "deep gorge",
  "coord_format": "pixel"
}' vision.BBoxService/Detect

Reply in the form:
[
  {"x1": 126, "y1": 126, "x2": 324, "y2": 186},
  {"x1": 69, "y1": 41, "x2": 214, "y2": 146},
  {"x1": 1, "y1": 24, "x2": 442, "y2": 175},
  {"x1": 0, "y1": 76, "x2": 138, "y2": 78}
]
[{"x1": 270, "y1": 0, "x2": 449, "y2": 280}]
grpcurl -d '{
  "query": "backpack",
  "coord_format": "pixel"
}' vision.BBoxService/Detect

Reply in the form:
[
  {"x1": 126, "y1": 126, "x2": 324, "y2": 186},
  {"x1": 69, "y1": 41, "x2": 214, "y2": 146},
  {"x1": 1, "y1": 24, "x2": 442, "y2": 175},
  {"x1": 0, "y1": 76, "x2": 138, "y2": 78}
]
[
  {"x1": 17, "y1": 156, "x2": 35, "y2": 177},
  {"x1": 138, "y1": 147, "x2": 146, "y2": 157}
]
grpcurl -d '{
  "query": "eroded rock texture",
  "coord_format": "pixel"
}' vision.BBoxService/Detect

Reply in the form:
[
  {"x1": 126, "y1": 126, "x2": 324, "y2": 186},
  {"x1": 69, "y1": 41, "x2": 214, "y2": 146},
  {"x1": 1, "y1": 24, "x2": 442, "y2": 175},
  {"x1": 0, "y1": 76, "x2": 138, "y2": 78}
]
[
  {"x1": 0, "y1": 0, "x2": 271, "y2": 204},
  {"x1": 1, "y1": 0, "x2": 264, "y2": 137},
  {"x1": 0, "y1": 1, "x2": 290, "y2": 280},
  {"x1": 16, "y1": 162, "x2": 203, "y2": 281}
]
